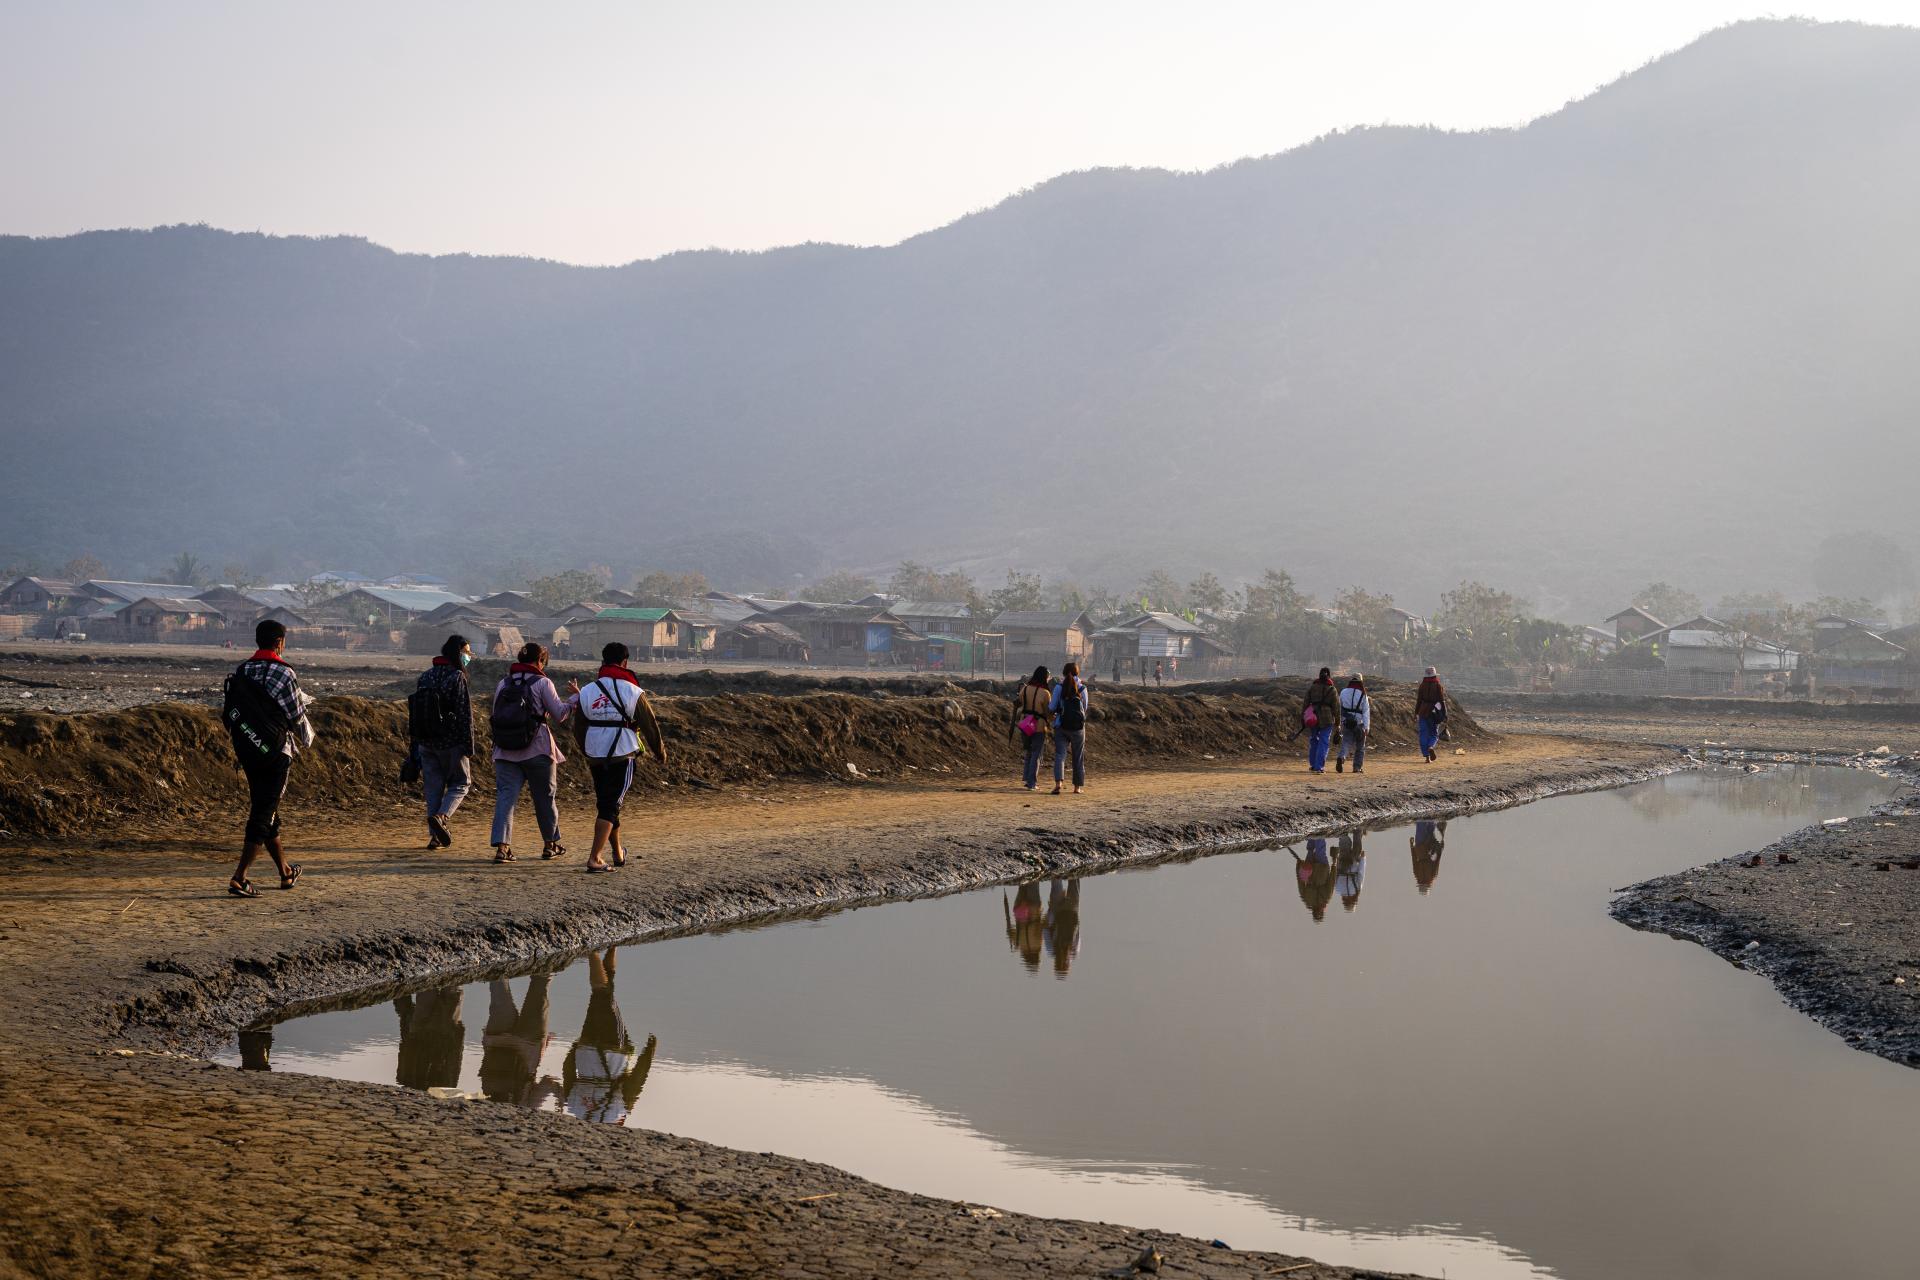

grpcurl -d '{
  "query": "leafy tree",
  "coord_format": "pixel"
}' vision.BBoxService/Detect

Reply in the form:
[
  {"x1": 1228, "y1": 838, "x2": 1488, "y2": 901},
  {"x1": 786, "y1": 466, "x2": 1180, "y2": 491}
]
[
  {"x1": 1632, "y1": 582, "x2": 1699, "y2": 625},
  {"x1": 1186, "y1": 572, "x2": 1230, "y2": 613},
  {"x1": 888, "y1": 561, "x2": 978, "y2": 607},
  {"x1": 289, "y1": 578, "x2": 345, "y2": 612},
  {"x1": 169, "y1": 552, "x2": 207, "y2": 587},
  {"x1": 1243, "y1": 569, "x2": 1307, "y2": 619},
  {"x1": 1434, "y1": 581, "x2": 1533, "y2": 665},
  {"x1": 1227, "y1": 569, "x2": 1321, "y2": 660},
  {"x1": 59, "y1": 552, "x2": 106, "y2": 582},
  {"x1": 804, "y1": 569, "x2": 878, "y2": 602},
  {"x1": 985, "y1": 570, "x2": 1046, "y2": 616},
  {"x1": 1332, "y1": 586, "x2": 1400, "y2": 670},
  {"x1": 525, "y1": 569, "x2": 610, "y2": 613},
  {"x1": 221, "y1": 562, "x2": 263, "y2": 591},
  {"x1": 1134, "y1": 569, "x2": 1185, "y2": 614},
  {"x1": 631, "y1": 569, "x2": 709, "y2": 607}
]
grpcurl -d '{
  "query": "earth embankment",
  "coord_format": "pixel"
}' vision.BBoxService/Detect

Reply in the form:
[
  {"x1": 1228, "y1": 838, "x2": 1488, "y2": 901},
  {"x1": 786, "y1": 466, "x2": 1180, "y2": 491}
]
[{"x1": 0, "y1": 677, "x2": 1485, "y2": 842}]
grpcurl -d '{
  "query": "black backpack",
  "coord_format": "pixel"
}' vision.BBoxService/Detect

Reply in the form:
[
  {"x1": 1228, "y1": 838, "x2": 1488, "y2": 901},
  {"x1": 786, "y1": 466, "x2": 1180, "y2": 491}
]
[
  {"x1": 408, "y1": 672, "x2": 467, "y2": 747},
  {"x1": 1057, "y1": 679, "x2": 1086, "y2": 732},
  {"x1": 223, "y1": 668, "x2": 290, "y2": 762},
  {"x1": 489, "y1": 674, "x2": 542, "y2": 751}
]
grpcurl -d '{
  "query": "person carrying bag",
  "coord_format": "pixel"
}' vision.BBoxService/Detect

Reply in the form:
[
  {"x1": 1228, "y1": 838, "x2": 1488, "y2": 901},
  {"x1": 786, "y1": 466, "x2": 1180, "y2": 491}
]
[{"x1": 572, "y1": 641, "x2": 667, "y2": 873}]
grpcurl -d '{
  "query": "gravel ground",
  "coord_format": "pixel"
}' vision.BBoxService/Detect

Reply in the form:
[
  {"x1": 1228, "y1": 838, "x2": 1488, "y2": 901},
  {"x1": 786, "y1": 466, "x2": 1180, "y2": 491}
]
[{"x1": 0, "y1": 737, "x2": 1668, "y2": 1280}]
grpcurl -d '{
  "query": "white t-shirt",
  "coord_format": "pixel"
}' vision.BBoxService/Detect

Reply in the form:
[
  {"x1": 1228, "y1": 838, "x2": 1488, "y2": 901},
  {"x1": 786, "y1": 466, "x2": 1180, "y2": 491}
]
[{"x1": 578, "y1": 676, "x2": 646, "y2": 760}]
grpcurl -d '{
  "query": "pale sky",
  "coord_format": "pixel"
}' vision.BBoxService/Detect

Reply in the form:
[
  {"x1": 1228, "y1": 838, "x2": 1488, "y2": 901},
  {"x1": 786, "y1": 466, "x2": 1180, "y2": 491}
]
[{"x1": 1, "y1": 2, "x2": 1913, "y2": 265}]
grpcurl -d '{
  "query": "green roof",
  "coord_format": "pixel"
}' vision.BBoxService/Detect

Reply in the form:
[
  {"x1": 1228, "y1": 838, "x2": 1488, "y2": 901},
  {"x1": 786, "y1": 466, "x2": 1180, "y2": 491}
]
[{"x1": 594, "y1": 607, "x2": 674, "y2": 622}]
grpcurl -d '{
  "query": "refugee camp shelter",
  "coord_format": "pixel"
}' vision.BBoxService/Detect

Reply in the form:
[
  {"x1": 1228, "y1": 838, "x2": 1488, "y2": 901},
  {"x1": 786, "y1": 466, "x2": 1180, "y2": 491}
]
[
  {"x1": 573, "y1": 607, "x2": 682, "y2": 661},
  {"x1": 1642, "y1": 616, "x2": 1796, "y2": 673},
  {"x1": 720, "y1": 618, "x2": 810, "y2": 663},
  {"x1": 121, "y1": 596, "x2": 226, "y2": 643},
  {"x1": 991, "y1": 610, "x2": 1095, "y2": 667},
  {"x1": 671, "y1": 609, "x2": 722, "y2": 655},
  {"x1": 473, "y1": 590, "x2": 538, "y2": 613},
  {"x1": 768, "y1": 602, "x2": 915, "y2": 665},
  {"x1": 1606, "y1": 606, "x2": 1666, "y2": 644},
  {"x1": 81, "y1": 580, "x2": 200, "y2": 605},
  {"x1": 0, "y1": 577, "x2": 90, "y2": 612},
  {"x1": 326, "y1": 586, "x2": 474, "y2": 626},
  {"x1": 1092, "y1": 612, "x2": 1235, "y2": 677},
  {"x1": 1810, "y1": 623, "x2": 1910, "y2": 688},
  {"x1": 888, "y1": 600, "x2": 974, "y2": 639}
]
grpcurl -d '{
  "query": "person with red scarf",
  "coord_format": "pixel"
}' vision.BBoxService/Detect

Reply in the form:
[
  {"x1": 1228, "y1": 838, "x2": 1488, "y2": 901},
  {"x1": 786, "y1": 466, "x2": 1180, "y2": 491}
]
[
  {"x1": 227, "y1": 618, "x2": 314, "y2": 897},
  {"x1": 576, "y1": 642, "x2": 665, "y2": 873}
]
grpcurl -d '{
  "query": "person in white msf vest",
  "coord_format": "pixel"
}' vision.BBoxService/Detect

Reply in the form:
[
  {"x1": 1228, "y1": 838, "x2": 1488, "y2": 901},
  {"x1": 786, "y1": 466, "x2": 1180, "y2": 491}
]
[{"x1": 579, "y1": 641, "x2": 652, "y2": 873}]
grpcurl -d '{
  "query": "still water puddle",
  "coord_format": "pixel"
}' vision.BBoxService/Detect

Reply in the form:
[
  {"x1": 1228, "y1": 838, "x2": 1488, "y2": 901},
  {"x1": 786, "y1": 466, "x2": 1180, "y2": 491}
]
[{"x1": 227, "y1": 766, "x2": 1917, "y2": 1279}]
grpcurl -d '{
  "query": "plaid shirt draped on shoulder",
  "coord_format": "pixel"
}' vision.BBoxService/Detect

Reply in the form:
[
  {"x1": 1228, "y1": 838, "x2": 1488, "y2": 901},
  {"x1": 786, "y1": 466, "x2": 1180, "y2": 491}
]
[{"x1": 238, "y1": 657, "x2": 303, "y2": 727}]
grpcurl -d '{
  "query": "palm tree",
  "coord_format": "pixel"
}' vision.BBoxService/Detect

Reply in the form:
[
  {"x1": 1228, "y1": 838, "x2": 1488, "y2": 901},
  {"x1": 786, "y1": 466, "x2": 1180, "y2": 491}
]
[{"x1": 169, "y1": 552, "x2": 205, "y2": 587}]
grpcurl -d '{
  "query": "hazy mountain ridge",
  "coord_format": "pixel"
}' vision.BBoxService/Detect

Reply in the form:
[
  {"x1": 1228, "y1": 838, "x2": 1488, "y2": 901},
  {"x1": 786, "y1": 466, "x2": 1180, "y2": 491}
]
[{"x1": 3, "y1": 19, "x2": 1917, "y2": 616}]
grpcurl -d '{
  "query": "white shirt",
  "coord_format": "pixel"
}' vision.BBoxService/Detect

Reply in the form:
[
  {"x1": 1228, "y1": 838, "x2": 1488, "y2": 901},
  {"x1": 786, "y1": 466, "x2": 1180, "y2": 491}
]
[
  {"x1": 1337, "y1": 686, "x2": 1370, "y2": 731},
  {"x1": 578, "y1": 675, "x2": 646, "y2": 759}
]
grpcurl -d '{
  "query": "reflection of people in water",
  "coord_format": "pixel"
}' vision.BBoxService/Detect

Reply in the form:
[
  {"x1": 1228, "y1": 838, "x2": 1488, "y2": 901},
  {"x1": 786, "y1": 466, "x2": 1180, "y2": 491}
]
[
  {"x1": 238, "y1": 1028, "x2": 273, "y2": 1071},
  {"x1": 1336, "y1": 831, "x2": 1366, "y2": 912},
  {"x1": 1410, "y1": 819, "x2": 1447, "y2": 894},
  {"x1": 394, "y1": 986, "x2": 466, "y2": 1091},
  {"x1": 1044, "y1": 878, "x2": 1081, "y2": 977},
  {"x1": 1004, "y1": 881, "x2": 1046, "y2": 971},
  {"x1": 564, "y1": 948, "x2": 657, "y2": 1126},
  {"x1": 1293, "y1": 838, "x2": 1335, "y2": 922},
  {"x1": 481, "y1": 971, "x2": 561, "y2": 1107}
]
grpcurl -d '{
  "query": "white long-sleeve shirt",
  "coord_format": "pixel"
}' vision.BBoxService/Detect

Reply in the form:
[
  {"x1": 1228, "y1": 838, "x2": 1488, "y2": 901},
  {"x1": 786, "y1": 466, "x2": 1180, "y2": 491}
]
[{"x1": 1337, "y1": 686, "x2": 1371, "y2": 732}]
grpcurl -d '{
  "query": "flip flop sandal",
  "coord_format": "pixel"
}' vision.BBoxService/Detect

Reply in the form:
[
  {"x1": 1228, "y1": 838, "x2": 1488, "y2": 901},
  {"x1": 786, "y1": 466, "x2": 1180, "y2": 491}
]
[
  {"x1": 585, "y1": 862, "x2": 615, "y2": 874},
  {"x1": 279, "y1": 864, "x2": 303, "y2": 890},
  {"x1": 227, "y1": 878, "x2": 257, "y2": 898},
  {"x1": 612, "y1": 847, "x2": 627, "y2": 868}
]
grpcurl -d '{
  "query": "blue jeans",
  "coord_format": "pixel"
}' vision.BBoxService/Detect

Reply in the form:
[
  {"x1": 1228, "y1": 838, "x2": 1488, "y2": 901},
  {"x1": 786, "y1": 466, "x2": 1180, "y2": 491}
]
[
  {"x1": 1307, "y1": 726, "x2": 1332, "y2": 771},
  {"x1": 1418, "y1": 716, "x2": 1440, "y2": 756},
  {"x1": 420, "y1": 745, "x2": 471, "y2": 819},
  {"x1": 1022, "y1": 732, "x2": 1046, "y2": 787},
  {"x1": 1054, "y1": 728, "x2": 1086, "y2": 787}
]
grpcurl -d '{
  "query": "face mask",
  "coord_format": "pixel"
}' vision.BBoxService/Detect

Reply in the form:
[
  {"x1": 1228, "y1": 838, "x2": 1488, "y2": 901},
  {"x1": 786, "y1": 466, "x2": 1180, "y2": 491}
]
[{"x1": 458, "y1": 653, "x2": 471, "y2": 668}]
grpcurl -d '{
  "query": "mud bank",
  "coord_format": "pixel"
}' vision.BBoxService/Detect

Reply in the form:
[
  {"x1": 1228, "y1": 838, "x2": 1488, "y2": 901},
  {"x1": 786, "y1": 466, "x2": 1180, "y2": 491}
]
[
  {"x1": 0, "y1": 739, "x2": 1665, "y2": 1280},
  {"x1": 0, "y1": 677, "x2": 1487, "y2": 841},
  {"x1": 1479, "y1": 694, "x2": 1920, "y2": 759},
  {"x1": 1612, "y1": 787, "x2": 1920, "y2": 1069}
]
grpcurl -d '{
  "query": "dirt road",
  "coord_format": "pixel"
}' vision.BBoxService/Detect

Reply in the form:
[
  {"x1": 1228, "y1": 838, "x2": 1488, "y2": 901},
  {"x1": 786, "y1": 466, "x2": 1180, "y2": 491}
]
[{"x1": 0, "y1": 736, "x2": 1667, "y2": 1280}]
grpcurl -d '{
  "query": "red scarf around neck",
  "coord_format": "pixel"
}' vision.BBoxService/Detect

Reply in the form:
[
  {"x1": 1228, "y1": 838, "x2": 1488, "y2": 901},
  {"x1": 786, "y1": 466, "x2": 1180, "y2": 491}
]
[
  {"x1": 509, "y1": 662, "x2": 546, "y2": 677},
  {"x1": 596, "y1": 664, "x2": 640, "y2": 686},
  {"x1": 248, "y1": 649, "x2": 286, "y2": 665}
]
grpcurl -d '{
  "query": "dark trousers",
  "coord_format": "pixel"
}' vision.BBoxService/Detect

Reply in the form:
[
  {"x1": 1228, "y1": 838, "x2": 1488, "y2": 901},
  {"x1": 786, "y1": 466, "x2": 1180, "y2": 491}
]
[
  {"x1": 240, "y1": 750, "x2": 291, "y2": 845},
  {"x1": 1022, "y1": 733, "x2": 1046, "y2": 787},
  {"x1": 588, "y1": 757, "x2": 635, "y2": 825}
]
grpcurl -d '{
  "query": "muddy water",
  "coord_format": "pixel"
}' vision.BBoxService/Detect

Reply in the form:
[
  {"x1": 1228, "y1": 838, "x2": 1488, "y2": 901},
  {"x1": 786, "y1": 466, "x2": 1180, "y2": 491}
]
[{"x1": 230, "y1": 766, "x2": 1916, "y2": 1279}]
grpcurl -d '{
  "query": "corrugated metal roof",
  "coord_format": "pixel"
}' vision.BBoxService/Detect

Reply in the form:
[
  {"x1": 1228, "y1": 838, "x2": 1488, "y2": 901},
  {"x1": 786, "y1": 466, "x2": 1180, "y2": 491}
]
[
  {"x1": 891, "y1": 600, "x2": 973, "y2": 618},
  {"x1": 594, "y1": 607, "x2": 675, "y2": 622},
  {"x1": 991, "y1": 610, "x2": 1091, "y2": 630},
  {"x1": 84, "y1": 580, "x2": 200, "y2": 602},
  {"x1": 340, "y1": 587, "x2": 475, "y2": 612}
]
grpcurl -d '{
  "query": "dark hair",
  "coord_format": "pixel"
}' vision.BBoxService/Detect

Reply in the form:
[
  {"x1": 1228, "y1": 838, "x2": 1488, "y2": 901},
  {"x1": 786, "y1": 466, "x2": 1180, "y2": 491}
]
[
  {"x1": 1062, "y1": 661, "x2": 1079, "y2": 681},
  {"x1": 601, "y1": 641, "x2": 630, "y2": 666},
  {"x1": 516, "y1": 641, "x2": 549, "y2": 667},
  {"x1": 1028, "y1": 665, "x2": 1050, "y2": 687},
  {"x1": 254, "y1": 618, "x2": 287, "y2": 650},
  {"x1": 440, "y1": 633, "x2": 470, "y2": 661},
  {"x1": 1318, "y1": 667, "x2": 1332, "y2": 680}
]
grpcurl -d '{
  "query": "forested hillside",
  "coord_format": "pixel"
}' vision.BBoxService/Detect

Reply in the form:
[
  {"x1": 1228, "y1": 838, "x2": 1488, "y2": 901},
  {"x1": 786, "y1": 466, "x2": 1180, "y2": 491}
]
[{"x1": 3, "y1": 19, "x2": 1917, "y2": 616}]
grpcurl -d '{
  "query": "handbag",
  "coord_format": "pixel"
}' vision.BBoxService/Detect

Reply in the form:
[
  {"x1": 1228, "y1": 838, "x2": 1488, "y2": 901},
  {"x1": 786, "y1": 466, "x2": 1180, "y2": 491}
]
[
  {"x1": 1018, "y1": 713, "x2": 1039, "y2": 738},
  {"x1": 399, "y1": 741, "x2": 422, "y2": 784}
]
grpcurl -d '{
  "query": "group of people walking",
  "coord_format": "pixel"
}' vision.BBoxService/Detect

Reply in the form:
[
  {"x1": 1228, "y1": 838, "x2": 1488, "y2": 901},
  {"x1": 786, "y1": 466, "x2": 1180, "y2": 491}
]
[
  {"x1": 220, "y1": 620, "x2": 667, "y2": 896},
  {"x1": 1296, "y1": 665, "x2": 1449, "y2": 775}
]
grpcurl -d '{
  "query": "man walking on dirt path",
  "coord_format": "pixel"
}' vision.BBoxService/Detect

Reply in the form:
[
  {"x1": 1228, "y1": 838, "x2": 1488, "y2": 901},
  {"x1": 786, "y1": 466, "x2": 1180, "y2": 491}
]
[
  {"x1": 1335, "y1": 674, "x2": 1371, "y2": 774},
  {"x1": 577, "y1": 642, "x2": 667, "y2": 874},
  {"x1": 224, "y1": 618, "x2": 313, "y2": 898},
  {"x1": 410, "y1": 634, "x2": 474, "y2": 849},
  {"x1": 1302, "y1": 668, "x2": 1338, "y2": 773}
]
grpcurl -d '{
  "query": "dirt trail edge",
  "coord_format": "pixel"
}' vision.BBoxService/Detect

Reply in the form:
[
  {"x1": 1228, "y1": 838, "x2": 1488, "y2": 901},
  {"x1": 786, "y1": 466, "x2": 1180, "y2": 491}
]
[
  {"x1": 1613, "y1": 782, "x2": 1920, "y2": 1069},
  {"x1": 0, "y1": 740, "x2": 1669, "y2": 1280}
]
